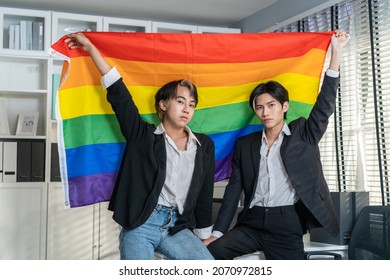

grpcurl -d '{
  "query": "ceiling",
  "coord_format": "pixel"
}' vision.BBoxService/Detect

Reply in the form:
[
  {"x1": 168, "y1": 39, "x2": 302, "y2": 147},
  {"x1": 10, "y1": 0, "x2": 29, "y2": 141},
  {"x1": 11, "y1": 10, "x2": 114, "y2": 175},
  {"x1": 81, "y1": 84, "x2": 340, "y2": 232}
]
[{"x1": 0, "y1": 0, "x2": 279, "y2": 27}]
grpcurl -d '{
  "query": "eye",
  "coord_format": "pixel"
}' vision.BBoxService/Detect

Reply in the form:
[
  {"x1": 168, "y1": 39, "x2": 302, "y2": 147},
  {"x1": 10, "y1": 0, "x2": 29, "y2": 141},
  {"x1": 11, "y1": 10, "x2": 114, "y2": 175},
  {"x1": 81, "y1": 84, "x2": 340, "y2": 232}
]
[{"x1": 189, "y1": 103, "x2": 196, "y2": 108}]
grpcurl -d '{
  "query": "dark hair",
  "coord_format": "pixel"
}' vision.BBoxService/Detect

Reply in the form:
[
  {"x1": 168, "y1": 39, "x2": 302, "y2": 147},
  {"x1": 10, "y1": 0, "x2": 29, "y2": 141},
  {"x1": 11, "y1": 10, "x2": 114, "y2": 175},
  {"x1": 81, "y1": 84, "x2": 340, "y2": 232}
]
[
  {"x1": 249, "y1": 80, "x2": 289, "y2": 119},
  {"x1": 155, "y1": 79, "x2": 198, "y2": 121}
]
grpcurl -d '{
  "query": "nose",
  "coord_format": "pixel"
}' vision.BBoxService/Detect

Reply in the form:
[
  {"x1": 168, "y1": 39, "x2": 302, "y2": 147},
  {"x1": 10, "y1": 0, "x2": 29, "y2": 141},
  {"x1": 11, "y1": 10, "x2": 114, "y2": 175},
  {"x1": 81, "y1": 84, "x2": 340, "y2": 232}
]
[
  {"x1": 183, "y1": 104, "x2": 189, "y2": 114},
  {"x1": 262, "y1": 106, "x2": 269, "y2": 116}
]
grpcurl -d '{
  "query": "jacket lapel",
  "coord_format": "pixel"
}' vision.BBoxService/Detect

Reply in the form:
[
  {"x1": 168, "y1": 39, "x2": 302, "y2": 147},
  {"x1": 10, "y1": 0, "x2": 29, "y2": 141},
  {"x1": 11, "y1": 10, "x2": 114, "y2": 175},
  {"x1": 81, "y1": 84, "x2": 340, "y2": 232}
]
[
  {"x1": 249, "y1": 134, "x2": 261, "y2": 202},
  {"x1": 251, "y1": 134, "x2": 261, "y2": 179},
  {"x1": 182, "y1": 143, "x2": 204, "y2": 214},
  {"x1": 153, "y1": 135, "x2": 167, "y2": 194}
]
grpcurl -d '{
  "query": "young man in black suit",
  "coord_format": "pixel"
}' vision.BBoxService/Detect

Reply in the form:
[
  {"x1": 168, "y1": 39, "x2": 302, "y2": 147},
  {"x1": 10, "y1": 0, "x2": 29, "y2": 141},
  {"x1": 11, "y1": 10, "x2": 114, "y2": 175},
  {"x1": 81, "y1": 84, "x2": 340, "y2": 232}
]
[{"x1": 204, "y1": 30, "x2": 350, "y2": 260}]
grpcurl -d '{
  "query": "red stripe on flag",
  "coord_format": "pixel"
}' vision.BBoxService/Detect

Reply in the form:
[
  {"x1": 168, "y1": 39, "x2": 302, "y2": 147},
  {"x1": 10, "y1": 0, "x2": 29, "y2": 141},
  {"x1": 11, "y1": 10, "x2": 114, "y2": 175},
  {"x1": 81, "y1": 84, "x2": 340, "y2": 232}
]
[{"x1": 51, "y1": 32, "x2": 333, "y2": 63}]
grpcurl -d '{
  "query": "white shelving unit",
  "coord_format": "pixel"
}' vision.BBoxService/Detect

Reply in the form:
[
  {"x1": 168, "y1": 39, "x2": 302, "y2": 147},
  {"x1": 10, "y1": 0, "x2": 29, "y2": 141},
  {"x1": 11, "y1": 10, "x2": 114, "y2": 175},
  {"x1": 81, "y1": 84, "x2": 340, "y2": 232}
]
[
  {"x1": 0, "y1": 7, "x2": 51, "y2": 260},
  {"x1": 0, "y1": 6, "x2": 240, "y2": 260}
]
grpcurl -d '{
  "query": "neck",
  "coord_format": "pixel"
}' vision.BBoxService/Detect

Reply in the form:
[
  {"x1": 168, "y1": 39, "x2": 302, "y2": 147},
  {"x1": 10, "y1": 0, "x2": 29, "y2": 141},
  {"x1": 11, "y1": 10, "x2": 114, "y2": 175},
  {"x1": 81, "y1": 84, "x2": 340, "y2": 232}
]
[
  {"x1": 264, "y1": 124, "x2": 284, "y2": 144},
  {"x1": 162, "y1": 122, "x2": 187, "y2": 139}
]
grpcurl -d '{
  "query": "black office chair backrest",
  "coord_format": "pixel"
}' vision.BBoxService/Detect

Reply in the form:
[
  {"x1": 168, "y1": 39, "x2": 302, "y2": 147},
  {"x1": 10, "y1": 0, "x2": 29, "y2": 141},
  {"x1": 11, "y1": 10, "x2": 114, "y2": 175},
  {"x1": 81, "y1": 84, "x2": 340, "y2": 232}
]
[{"x1": 348, "y1": 205, "x2": 390, "y2": 260}]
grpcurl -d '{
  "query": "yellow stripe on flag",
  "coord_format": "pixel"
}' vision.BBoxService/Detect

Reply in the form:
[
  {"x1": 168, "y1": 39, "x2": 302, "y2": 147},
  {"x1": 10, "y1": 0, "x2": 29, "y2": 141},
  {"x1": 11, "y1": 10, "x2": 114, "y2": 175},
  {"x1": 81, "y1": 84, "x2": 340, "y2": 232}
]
[{"x1": 59, "y1": 73, "x2": 319, "y2": 119}]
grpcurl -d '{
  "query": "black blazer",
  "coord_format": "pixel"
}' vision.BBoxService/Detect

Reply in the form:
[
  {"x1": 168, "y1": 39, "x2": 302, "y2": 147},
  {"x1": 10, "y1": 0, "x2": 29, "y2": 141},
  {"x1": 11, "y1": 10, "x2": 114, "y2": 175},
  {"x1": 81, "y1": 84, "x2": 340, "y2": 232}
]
[
  {"x1": 107, "y1": 79, "x2": 215, "y2": 234},
  {"x1": 214, "y1": 75, "x2": 339, "y2": 237}
]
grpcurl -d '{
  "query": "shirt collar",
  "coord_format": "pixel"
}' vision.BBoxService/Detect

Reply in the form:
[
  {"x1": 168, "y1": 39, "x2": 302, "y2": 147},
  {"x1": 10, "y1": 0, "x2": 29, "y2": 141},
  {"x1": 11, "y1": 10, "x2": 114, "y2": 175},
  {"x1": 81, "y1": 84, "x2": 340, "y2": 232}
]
[
  {"x1": 261, "y1": 123, "x2": 291, "y2": 142},
  {"x1": 154, "y1": 123, "x2": 201, "y2": 146}
]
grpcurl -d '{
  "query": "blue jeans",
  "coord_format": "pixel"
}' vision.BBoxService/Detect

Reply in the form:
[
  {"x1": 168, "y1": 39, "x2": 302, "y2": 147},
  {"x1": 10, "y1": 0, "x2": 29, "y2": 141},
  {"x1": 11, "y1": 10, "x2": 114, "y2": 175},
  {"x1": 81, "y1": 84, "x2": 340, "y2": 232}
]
[{"x1": 119, "y1": 204, "x2": 214, "y2": 260}]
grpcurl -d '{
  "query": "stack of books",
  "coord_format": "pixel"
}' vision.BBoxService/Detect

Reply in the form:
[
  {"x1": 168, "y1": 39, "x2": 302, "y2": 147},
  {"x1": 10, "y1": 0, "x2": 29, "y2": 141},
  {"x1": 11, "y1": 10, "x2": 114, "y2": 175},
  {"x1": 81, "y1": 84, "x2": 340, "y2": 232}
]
[{"x1": 8, "y1": 20, "x2": 44, "y2": 50}]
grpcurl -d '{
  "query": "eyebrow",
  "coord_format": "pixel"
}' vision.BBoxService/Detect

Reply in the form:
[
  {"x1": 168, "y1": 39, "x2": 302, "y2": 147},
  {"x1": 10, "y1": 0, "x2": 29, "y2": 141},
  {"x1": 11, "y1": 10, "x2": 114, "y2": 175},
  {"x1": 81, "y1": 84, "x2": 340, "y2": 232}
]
[
  {"x1": 255, "y1": 100, "x2": 276, "y2": 107},
  {"x1": 176, "y1": 95, "x2": 196, "y2": 103}
]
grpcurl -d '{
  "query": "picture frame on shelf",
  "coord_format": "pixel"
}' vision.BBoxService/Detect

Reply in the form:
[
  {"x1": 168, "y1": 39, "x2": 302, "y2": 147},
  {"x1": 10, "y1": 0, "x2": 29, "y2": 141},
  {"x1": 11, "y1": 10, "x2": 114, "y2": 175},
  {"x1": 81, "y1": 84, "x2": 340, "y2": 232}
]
[
  {"x1": 16, "y1": 112, "x2": 39, "y2": 136},
  {"x1": 0, "y1": 98, "x2": 11, "y2": 135}
]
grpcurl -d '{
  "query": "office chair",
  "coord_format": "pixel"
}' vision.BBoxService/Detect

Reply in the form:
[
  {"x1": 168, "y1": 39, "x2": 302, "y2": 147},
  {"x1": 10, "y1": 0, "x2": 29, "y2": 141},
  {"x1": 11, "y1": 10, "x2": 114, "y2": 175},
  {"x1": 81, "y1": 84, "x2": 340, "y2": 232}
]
[{"x1": 305, "y1": 205, "x2": 390, "y2": 260}]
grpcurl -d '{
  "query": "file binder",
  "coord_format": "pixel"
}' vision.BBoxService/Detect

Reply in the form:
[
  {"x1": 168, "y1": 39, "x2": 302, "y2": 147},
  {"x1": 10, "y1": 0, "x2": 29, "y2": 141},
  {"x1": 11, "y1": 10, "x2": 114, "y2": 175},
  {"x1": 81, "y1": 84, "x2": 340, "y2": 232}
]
[
  {"x1": 0, "y1": 141, "x2": 3, "y2": 182},
  {"x1": 17, "y1": 141, "x2": 31, "y2": 182},
  {"x1": 31, "y1": 141, "x2": 45, "y2": 182},
  {"x1": 50, "y1": 143, "x2": 61, "y2": 182},
  {"x1": 3, "y1": 142, "x2": 17, "y2": 182}
]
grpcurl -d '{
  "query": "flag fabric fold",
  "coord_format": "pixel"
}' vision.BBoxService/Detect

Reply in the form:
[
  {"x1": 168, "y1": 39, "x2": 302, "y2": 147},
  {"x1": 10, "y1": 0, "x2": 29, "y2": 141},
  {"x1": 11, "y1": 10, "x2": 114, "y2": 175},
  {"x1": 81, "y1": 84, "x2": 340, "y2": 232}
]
[{"x1": 50, "y1": 31, "x2": 332, "y2": 208}]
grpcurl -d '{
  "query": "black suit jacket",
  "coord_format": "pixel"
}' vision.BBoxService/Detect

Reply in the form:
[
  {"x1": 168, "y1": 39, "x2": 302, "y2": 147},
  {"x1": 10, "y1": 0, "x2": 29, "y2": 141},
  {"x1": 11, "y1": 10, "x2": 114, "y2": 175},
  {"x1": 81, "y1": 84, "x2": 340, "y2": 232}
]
[
  {"x1": 214, "y1": 75, "x2": 339, "y2": 236},
  {"x1": 107, "y1": 79, "x2": 215, "y2": 234}
]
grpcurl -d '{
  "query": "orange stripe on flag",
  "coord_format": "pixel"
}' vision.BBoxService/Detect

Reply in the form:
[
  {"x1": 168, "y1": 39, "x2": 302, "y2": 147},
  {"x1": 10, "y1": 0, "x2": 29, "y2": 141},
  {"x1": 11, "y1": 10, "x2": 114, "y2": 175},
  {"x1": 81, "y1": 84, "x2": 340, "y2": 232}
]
[{"x1": 60, "y1": 48, "x2": 326, "y2": 89}]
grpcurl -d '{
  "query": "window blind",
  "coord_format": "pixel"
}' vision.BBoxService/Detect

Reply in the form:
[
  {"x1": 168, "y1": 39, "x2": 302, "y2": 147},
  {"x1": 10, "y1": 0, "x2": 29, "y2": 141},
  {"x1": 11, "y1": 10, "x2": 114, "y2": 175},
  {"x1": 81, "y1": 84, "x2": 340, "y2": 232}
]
[{"x1": 275, "y1": 0, "x2": 390, "y2": 206}]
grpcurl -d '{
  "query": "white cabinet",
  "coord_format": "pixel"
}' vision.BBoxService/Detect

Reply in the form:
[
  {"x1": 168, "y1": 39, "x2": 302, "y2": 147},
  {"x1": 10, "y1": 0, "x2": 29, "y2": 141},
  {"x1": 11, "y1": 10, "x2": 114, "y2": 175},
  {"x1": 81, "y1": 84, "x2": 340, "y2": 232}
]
[
  {"x1": 103, "y1": 17, "x2": 151, "y2": 32},
  {"x1": 197, "y1": 25, "x2": 241, "y2": 33},
  {"x1": 46, "y1": 183, "x2": 120, "y2": 259},
  {"x1": 0, "y1": 7, "x2": 51, "y2": 260},
  {"x1": 0, "y1": 7, "x2": 51, "y2": 52},
  {"x1": 152, "y1": 21, "x2": 241, "y2": 33},
  {"x1": 95, "y1": 201, "x2": 121, "y2": 260},
  {"x1": 0, "y1": 183, "x2": 47, "y2": 260},
  {"x1": 152, "y1": 21, "x2": 198, "y2": 33},
  {"x1": 51, "y1": 12, "x2": 103, "y2": 44}
]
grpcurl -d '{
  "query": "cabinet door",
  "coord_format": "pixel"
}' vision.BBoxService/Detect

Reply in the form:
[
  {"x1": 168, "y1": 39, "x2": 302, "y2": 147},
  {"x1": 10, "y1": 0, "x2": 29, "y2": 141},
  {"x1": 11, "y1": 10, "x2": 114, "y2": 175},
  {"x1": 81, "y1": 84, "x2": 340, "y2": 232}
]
[
  {"x1": 94, "y1": 202, "x2": 120, "y2": 260},
  {"x1": 152, "y1": 21, "x2": 197, "y2": 33},
  {"x1": 0, "y1": 183, "x2": 47, "y2": 259},
  {"x1": 197, "y1": 26, "x2": 241, "y2": 33},
  {"x1": 0, "y1": 7, "x2": 51, "y2": 52},
  {"x1": 51, "y1": 12, "x2": 103, "y2": 44},
  {"x1": 103, "y1": 17, "x2": 151, "y2": 32},
  {"x1": 46, "y1": 182, "x2": 95, "y2": 259}
]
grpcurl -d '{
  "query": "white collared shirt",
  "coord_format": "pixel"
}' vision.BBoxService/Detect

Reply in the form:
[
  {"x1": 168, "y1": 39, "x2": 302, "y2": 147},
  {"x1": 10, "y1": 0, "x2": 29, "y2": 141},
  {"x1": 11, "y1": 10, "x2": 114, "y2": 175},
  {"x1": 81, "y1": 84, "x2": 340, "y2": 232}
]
[
  {"x1": 154, "y1": 123, "x2": 199, "y2": 215},
  {"x1": 250, "y1": 123, "x2": 298, "y2": 208}
]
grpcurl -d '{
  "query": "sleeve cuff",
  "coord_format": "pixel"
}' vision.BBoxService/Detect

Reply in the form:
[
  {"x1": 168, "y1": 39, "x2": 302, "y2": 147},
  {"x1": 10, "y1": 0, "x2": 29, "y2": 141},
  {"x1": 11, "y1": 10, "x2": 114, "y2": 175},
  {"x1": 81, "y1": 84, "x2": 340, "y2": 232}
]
[
  {"x1": 101, "y1": 67, "x2": 121, "y2": 89},
  {"x1": 193, "y1": 225, "x2": 212, "y2": 240},
  {"x1": 211, "y1": 230, "x2": 224, "y2": 238},
  {"x1": 326, "y1": 68, "x2": 339, "y2": 78}
]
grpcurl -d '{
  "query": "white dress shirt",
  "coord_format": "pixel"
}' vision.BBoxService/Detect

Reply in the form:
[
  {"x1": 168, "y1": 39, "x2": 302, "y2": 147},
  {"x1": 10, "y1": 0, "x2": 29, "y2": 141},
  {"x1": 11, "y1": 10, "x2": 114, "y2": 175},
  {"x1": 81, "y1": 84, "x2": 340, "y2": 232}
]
[{"x1": 154, "y1": 123, "x2": 199, "y2": 215}]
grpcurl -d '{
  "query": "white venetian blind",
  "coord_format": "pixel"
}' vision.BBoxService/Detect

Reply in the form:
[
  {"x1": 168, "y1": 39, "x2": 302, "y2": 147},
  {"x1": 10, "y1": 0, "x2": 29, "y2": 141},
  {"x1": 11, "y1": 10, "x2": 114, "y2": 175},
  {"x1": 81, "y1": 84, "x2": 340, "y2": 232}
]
[
  {"x1": 275, "y1": 0, "x2": 390, "y2": 205},
  {"x1": 369, "y1": 0, "x2": 390, "y2": 205}
]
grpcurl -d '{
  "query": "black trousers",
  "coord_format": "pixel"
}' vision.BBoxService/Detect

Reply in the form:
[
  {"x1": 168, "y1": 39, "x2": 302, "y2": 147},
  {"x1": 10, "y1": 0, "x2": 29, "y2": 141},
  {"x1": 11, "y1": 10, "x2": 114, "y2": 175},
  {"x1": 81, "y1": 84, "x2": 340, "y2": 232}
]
[{"x1": 208, "y1": 205, "x2": 304, "y2": 260}]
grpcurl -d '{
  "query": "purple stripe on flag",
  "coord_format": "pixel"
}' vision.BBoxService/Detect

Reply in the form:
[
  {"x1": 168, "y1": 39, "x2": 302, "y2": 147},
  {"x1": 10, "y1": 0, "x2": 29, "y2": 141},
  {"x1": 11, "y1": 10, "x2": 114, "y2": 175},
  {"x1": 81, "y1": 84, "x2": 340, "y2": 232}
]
[
  {"x1": 214, "y1": 153, "x2": 233, "y2": 182},
  {"x1": 68, "y1": 172, "x2": 118, "y2": 207}
]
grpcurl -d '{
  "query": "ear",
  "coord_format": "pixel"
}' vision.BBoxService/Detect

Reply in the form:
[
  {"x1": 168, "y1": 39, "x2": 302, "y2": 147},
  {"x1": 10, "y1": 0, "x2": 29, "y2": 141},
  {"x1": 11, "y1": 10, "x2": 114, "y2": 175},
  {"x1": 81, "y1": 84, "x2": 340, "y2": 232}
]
[
  {"x1": 159, "y1": 100, "x2": 167, "y2": 111},
  {"x1": 283, "y1": 101, "x2": 289, "y2": 113}
]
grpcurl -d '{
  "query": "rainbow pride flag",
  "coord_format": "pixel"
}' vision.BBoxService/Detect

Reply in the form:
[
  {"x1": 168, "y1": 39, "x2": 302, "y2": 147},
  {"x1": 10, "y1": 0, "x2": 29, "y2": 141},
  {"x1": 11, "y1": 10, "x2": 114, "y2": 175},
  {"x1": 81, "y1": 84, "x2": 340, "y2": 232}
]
[{"x1": 50, "y1": 32, "x2": 332, "y2": 208}]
